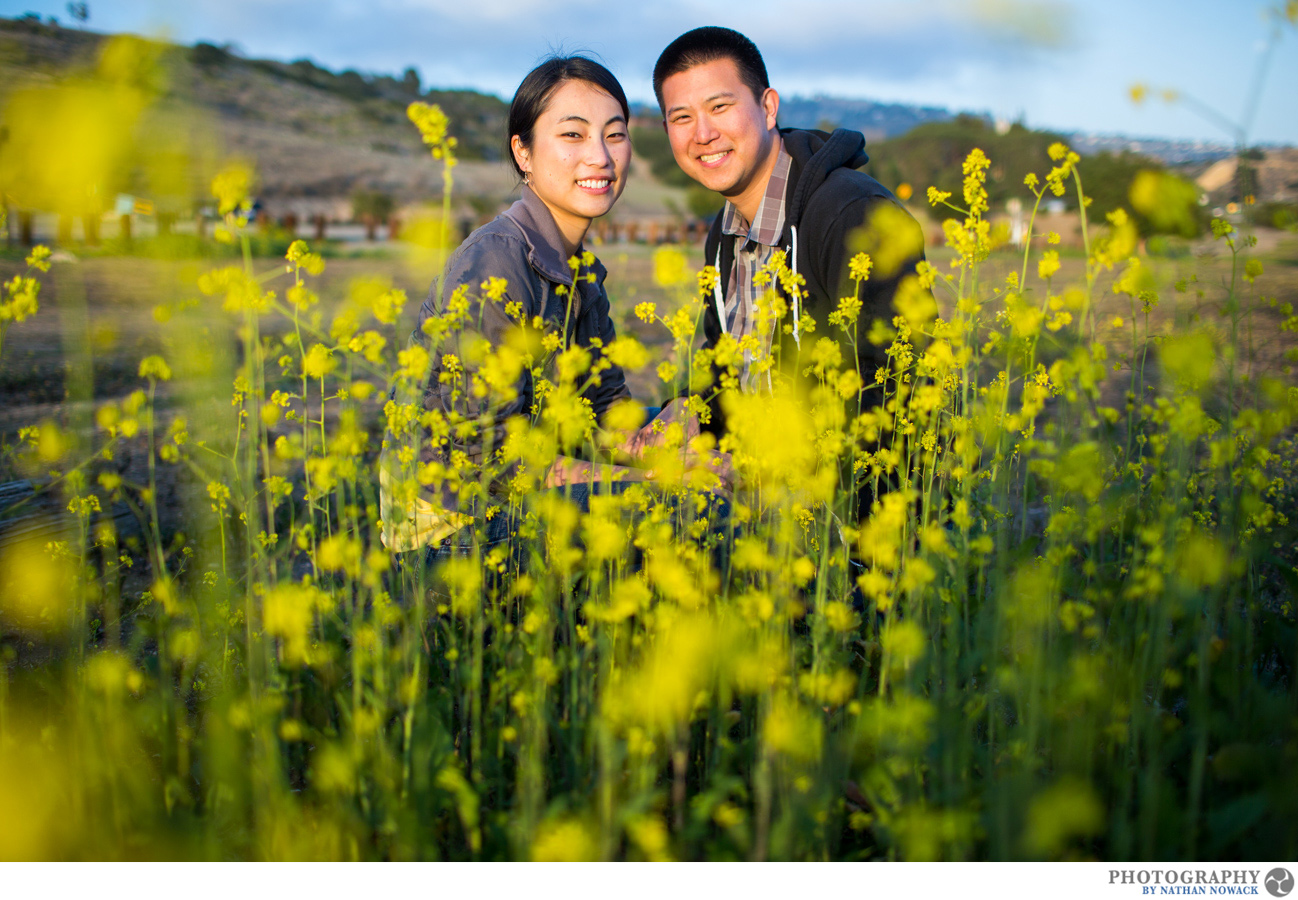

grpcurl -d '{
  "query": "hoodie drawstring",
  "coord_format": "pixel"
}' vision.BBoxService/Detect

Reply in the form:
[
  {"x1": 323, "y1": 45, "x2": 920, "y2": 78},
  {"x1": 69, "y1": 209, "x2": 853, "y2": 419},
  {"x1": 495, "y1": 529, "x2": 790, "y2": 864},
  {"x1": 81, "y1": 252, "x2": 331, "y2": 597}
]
[
  {"x1": 713, "y1": 245, "x2": 727, "y2": 336},
  {"x1": 789, "y1": 225, "x2": 801, "y2": 350}
]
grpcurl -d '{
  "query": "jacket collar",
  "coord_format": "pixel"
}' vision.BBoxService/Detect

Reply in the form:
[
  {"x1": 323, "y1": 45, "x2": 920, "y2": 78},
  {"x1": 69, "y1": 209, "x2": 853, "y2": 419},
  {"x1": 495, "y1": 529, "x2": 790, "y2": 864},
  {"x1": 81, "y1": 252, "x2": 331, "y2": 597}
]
[
  {"x1": 502, "y1": 186, "x2": 606, "y2": 287},
  {"x1": 780, "y1": 127, "x2": 869, "y2": 230}
]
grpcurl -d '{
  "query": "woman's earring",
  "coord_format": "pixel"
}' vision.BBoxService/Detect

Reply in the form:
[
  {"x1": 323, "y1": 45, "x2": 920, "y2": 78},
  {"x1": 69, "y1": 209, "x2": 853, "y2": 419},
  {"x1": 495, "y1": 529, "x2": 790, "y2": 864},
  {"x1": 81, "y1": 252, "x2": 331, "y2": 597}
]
[{"x1": 523, "y1": 171, "x2": 532, "y2": 187}]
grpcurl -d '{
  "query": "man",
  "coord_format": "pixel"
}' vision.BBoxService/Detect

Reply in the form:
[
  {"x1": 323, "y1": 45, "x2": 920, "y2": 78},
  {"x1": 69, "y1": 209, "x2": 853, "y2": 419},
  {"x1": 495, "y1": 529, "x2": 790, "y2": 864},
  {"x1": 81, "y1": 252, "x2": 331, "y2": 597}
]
[{"x1": 651, "y1": 26, "x2": 926, "y2": 435}]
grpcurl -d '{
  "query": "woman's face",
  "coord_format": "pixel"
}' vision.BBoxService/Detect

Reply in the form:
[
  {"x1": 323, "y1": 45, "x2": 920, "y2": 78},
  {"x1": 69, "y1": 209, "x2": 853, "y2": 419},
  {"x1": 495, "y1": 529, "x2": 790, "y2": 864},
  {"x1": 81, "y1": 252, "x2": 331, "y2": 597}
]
[{"x1": 512, "y1": 79, "x2": 630, "y2": 244}]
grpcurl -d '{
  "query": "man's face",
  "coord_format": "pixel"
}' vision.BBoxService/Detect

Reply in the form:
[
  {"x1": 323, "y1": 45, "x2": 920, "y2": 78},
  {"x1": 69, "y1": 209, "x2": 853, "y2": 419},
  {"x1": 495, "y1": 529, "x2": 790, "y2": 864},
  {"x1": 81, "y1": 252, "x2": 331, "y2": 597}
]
[{"x1": 660, "y1": 58, "x2": 779, "y2": 203}]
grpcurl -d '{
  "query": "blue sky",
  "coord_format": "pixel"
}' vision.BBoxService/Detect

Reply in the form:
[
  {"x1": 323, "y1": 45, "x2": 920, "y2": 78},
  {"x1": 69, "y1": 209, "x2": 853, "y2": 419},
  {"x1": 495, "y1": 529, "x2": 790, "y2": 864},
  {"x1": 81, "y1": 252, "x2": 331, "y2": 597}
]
[{"x1": 5, "y1": 0, "x2": 1296, "y2": 143}]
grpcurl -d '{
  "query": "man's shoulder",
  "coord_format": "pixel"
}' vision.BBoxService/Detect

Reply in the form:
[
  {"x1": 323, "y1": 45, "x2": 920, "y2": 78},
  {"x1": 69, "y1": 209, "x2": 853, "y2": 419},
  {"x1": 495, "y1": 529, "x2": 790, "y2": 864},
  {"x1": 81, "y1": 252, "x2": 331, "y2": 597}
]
[
  {"x1": 810, "y1": 167, "x2": 898, "y2": 213},
  {"x1": 798, "y1": 169, "x2": 914, "y2": 248},
  {"x1": 780, "y1": 129, "x2": 906, "y2": 228}
]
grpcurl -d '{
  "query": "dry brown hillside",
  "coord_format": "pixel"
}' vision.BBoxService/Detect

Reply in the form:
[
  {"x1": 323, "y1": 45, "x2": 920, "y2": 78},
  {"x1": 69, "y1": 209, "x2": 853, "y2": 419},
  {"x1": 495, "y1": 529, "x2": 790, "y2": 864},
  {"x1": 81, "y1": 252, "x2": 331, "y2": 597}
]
[{"x1": 0, "y1": 16, "x2": 687, "y2": 223}]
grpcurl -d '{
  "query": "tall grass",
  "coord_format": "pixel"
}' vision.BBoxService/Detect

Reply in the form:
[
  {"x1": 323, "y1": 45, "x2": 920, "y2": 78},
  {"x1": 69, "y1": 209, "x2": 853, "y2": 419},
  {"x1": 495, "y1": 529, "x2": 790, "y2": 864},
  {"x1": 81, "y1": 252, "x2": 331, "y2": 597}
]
[{"x1": 1, "y1": 80, "x2": 1297, "y2": 861}]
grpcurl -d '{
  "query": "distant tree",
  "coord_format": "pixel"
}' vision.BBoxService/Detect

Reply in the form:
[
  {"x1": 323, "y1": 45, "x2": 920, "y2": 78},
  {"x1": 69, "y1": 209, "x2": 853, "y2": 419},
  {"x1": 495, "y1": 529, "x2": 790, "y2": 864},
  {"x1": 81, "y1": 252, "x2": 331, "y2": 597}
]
[
  {"x1": 863, "y1": 117, "x2": 1070, "y2": 210},
  {"x1": 1081, "y1": 152, "x2": 1204, "y2": 238},
  {"x1": 66, "y1": 2, "x2": 88, "y2": 27},
  {"x1": 289, "y1": 58, "x2": 322, "y2": 78},
  {"x1": 402, "y1": 66, "x2": 421, "y2": 95},
  {"x1": 630, "y1": 126, "x2": 692, "y2": 188},
  {"x1": 336, "y1": 70, "x2": 373, "y2": 101},
  {"x1": 1079, "y1": 151, "x2": 1152, "y2": 218},
  {"x1": 352, "y1": 190, "x2": 395, "y2": 240},
  {"x1": 1248, "y1": 201, "x2": 1298, "y2": 231},
  {"x1": 1076, "y1": 151, "x2": 1152, "y2": 220},
  {"x1": 422, "y1": 89, "x2": 509, "y2": 161},
  {"x1": 191, "y1": 42, "x2": 231, "y2": 67},
  {"x1": 369, "y1": 74, "x2": 401, "y2": 98},
  {"x1": 1235, "y1": 149, "x2": 1263, "y2": 201},
  {"x1": 686, "y1": 185, "x2": 724, "y2": 220}
]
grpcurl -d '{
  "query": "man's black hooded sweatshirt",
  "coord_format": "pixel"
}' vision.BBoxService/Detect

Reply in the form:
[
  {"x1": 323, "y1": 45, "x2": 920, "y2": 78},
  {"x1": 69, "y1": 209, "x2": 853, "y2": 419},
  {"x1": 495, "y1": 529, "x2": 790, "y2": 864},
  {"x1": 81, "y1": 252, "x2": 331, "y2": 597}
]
[{"x1": 697, "y1": 126, "x2": 926, "y2": 435}]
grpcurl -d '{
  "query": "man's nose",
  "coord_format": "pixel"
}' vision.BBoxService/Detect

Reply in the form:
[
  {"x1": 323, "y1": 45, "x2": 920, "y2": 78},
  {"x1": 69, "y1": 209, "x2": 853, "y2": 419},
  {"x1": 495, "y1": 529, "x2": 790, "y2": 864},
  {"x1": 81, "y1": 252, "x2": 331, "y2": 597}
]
[{"x1": 693, "y1": 114, "x2": 719, "y2": 144}]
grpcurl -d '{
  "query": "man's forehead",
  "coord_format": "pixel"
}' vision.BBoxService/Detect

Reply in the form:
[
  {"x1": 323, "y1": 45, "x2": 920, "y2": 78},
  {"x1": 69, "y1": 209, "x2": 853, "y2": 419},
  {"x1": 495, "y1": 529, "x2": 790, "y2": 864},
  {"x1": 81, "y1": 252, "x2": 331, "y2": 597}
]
[{"x1": 661, "y1": 57, "x2": 751, "y2": 109}]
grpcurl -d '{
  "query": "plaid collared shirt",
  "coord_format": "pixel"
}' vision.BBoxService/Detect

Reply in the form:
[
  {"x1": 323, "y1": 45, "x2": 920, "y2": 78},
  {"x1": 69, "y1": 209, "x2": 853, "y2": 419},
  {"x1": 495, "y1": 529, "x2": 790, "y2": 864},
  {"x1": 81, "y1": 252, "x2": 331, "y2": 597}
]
[{"x1": 718, "y1": 138, "x2": 793, "y2": 391}]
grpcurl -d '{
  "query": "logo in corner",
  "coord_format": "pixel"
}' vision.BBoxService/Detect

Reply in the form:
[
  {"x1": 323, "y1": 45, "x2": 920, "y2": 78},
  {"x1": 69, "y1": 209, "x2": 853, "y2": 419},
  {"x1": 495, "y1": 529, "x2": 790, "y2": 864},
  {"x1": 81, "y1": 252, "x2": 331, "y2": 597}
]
[{"x1": 1266, "y1": 869, "x2": 1294, "y2": 899}]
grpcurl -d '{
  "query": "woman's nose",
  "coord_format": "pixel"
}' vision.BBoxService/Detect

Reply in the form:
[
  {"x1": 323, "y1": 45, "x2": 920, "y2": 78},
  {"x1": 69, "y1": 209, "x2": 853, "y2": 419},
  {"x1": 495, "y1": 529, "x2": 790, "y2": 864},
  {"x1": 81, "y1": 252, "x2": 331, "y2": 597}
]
[{"x1": 586, "y1": 138, "x2": 614, "y2": 168}]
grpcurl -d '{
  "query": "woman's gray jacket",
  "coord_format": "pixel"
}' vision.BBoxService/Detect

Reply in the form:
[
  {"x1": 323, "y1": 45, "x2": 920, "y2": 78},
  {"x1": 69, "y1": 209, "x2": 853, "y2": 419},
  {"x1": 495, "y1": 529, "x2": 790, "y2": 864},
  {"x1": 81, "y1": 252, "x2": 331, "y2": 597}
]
[{"x1": 407, "y1": 186, "x2": 631, "y2": 511}]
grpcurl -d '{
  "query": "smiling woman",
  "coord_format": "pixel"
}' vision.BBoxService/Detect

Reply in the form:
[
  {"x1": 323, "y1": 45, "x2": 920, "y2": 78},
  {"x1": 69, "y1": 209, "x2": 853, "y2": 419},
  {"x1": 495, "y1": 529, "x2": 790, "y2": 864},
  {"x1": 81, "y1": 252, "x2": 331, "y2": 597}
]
[
  {"x1": 382, "y1": 56, "x2": 679, "y2": 564},
  {"x1": 507, "y1": 59, "x2": 632, "y2": 256}
]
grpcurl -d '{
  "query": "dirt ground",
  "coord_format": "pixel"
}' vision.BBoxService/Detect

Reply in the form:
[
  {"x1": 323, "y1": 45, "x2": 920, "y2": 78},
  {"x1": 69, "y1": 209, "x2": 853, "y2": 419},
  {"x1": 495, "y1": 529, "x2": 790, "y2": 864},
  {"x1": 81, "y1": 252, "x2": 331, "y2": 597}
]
[
  {"x1": 0, "y1": 243, "x2": 697, "y2": 429},
  {"x1": 1, "y1": 234, "x2": 1295, "y2": 551},
  {"x1": 0, "y1": 244, "x2": 698, "y2": 564}
]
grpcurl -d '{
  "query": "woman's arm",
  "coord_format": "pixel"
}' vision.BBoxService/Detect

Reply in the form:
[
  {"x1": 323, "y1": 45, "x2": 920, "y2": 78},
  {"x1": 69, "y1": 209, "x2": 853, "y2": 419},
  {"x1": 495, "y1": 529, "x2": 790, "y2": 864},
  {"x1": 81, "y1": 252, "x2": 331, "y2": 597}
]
[{"x1": 423, "y1": 231, "x2": 540, "y2": 442}]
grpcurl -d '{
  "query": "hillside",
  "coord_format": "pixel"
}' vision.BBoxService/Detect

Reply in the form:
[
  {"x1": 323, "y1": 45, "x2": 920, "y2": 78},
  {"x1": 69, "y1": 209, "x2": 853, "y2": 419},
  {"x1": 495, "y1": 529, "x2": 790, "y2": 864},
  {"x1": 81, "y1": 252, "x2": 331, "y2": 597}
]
[
  {"x1": 2, "y1": 15, "x2": 1290, "y2": 232},
  {"x1": 0, "y1": 16, "x2": 686, "y2": 222},
  {"x1": 777, "y1": 94, "x2": 954, "y2": 142},
  {"x1": 861, "y1": 116, "x2": 1078, "y2": 207}
]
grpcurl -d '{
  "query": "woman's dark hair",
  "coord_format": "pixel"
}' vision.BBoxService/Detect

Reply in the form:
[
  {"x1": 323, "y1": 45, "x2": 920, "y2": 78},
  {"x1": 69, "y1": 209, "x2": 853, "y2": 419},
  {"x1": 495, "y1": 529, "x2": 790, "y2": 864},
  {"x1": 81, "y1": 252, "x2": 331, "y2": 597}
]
[
  {"x1": 507, "y1": 56, "x2": 630, "y2": 177},
  {"x1": 653, "y1": 26, "x2": 769, "y2": 113}
]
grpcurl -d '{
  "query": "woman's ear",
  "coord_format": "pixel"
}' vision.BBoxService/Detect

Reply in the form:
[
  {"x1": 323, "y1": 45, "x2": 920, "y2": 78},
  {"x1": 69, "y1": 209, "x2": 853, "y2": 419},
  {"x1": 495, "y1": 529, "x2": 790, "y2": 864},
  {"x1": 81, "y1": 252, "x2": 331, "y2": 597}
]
[{"x1": 511, "y1": 135, "x2": 530, "y2": 176}]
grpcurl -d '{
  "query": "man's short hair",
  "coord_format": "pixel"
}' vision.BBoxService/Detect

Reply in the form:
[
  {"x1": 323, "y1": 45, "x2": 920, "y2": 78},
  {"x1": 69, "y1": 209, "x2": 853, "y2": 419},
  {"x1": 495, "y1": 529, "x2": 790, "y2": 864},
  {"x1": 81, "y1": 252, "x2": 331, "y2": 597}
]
[{"x1": 653, "y1": 26, "x2": 770, "y2": 113}]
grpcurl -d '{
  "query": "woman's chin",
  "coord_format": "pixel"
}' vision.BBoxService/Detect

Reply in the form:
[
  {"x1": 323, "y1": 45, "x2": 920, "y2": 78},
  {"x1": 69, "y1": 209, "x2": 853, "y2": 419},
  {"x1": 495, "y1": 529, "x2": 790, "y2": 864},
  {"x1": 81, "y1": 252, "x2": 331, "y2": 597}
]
[
  {"x1": 573, "y1": 197, "x2": 619, "y2": 220},
  {"x1": 599, "y1": 187, "x2": 628, "y2": 217},
  {"x1": 538, "y1": 188, "x2": 622, "y2": 227}
]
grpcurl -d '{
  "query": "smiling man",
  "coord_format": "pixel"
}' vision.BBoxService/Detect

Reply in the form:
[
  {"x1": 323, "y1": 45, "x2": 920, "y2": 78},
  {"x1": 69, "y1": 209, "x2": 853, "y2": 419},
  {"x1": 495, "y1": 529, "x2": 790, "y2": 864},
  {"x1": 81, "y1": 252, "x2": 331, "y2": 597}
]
[{"x1": 652, "y1": 26, "x2": 925, "y2": 430}]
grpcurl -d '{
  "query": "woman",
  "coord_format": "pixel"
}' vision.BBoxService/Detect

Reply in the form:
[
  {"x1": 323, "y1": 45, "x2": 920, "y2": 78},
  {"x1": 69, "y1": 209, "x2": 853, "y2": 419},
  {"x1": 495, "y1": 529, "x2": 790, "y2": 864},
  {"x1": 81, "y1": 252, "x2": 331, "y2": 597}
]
[{"x1": 383, "y1": 56, "x2": 654, "y2": 560}]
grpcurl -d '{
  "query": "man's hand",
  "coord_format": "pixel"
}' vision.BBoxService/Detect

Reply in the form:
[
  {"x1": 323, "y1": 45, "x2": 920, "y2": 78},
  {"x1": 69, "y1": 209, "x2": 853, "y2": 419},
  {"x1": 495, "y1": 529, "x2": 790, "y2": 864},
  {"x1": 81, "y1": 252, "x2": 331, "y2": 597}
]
[
  {"x1": 686, "y1": 448, "x2": 736, "y2": 496},
  {"x1": 620, "y1": 397, "x2": 701, "y2": 461},
  {"x1": 543, "y1": 456, "x2": 647, "y2": 489},
  {"x1": 644, "y1": 442, "x2": 736, "y2": 493},
  {"x1": 614, "y1": 398, "x2": 737, "y2": 493}
]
